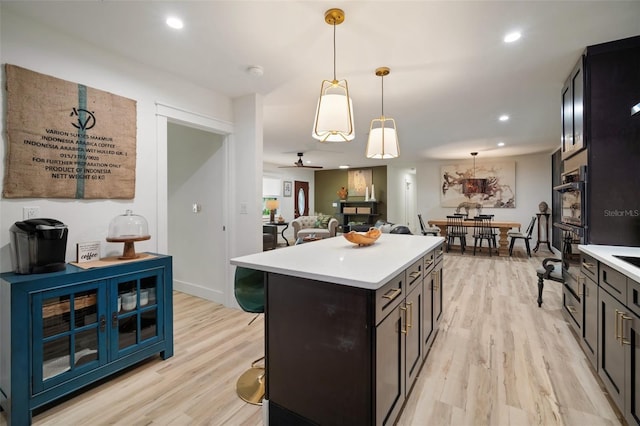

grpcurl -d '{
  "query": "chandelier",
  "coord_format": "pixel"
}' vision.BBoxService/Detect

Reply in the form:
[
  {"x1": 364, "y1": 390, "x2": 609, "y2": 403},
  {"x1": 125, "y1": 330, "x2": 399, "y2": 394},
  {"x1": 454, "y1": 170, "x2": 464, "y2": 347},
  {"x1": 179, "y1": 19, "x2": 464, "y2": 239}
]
[{"x1": 462, "y1": 152, "x2": 487, "y2": 195}]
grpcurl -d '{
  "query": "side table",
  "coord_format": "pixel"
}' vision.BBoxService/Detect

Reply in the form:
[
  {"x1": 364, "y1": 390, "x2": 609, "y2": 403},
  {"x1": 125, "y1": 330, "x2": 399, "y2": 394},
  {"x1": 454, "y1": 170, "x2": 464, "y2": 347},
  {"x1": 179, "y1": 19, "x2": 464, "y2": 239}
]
[
  {"x1": 268, "y1": 221, "x2": 290, "y2": 246},
  {"x1": 533, "y1": 213, "x2": 553, "y2": 253}
]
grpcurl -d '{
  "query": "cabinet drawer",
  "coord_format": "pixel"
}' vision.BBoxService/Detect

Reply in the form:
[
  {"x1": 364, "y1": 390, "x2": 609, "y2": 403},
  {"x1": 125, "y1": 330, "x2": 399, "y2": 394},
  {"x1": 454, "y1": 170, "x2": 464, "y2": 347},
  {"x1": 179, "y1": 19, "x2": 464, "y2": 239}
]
[
  {"x1": 628, "y1": 278, "x2": 640, "y2": 317},
  {"x1": 563, "y1": 285, "x2": 581, "y2": 331},
  {"x1": 375, "y1": 271, "x2": 405, "y2": 325},
  {"x1": 580, "y1": 253, "x2": 598, "y2": 282},
  {"x1": 424, "y1": 251, "x2": 435, "y2": 274},
  {"x1": 406, "y1": 258, "x2": 423, "y2": 293},
  {"x1": 434, "y1": 243, "x2": 444, "y2": 263},
  {"x1": 600, "y1": 264, "x2": 627, "y2": 302}
]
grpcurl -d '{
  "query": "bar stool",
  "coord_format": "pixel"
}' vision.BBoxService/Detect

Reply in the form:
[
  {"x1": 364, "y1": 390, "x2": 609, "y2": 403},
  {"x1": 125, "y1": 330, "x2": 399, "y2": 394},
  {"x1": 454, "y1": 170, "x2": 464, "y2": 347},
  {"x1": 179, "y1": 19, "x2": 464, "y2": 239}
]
[{"x1": 234, "y1": 267, "x2": 266, "y2": 405}]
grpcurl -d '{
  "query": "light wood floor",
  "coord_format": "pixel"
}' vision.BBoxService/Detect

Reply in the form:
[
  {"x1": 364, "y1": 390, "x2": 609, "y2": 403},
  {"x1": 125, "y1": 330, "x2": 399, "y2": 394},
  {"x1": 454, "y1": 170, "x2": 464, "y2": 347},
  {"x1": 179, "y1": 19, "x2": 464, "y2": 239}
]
[{"x1": 2, "y1": 249, "x2": 623, "y2": 425}]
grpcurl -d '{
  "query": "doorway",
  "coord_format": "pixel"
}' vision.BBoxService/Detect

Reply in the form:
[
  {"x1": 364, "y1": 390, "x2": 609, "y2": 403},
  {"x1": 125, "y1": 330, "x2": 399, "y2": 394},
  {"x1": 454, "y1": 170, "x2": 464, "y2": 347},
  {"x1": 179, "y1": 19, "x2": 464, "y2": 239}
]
[
  {"x1": 167, "y1": 123, "x2": 226, "y2": 302},
  {"x1": 294, "y1": 181, "x2": 309, "y2": 218},
  {"x1": 156, "y1": 103, "x2": 233, "y2": 306}
]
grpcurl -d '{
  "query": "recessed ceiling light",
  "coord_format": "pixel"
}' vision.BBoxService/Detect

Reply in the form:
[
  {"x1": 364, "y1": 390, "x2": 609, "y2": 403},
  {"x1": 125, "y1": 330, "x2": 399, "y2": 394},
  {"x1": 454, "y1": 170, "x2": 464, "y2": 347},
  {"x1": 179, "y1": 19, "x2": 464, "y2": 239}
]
[
  {"x1": 246, "y1": 65, "x2": 264, "y2": 77},
  {"x1": 497, "y1": 142, "x2": 505, "y2": 147},
  {"x1": 499, "y1": 114, "x2": 510, "y2": 122},
  {"x1": 166, "y1": 17, "x2": 184, "y2": 30},
  {"x1": 339, "y1": 165, "x2": 350, "y2": 169},
  {"x1": 504, "y1": 31, "x2": 521, "y2": 43}
]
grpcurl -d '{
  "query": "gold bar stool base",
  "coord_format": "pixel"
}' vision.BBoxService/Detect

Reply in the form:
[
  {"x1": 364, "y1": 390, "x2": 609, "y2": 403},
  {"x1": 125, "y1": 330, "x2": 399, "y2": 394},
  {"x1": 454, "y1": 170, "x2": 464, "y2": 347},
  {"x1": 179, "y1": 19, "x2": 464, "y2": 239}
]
[{"x1": 236, "y1": 366, "x2": 265, "y2": 405}]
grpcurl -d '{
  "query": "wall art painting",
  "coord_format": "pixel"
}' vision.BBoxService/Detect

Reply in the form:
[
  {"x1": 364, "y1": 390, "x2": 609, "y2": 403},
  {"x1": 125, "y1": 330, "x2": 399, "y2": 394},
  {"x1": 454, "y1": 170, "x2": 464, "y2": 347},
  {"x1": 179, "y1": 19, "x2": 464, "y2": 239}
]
[
  {"x1": 440, "y1": 160, "x2": 516, "y2": 209},
  {"x1": 348, "y1": 169, "x2": 372, "y2": 197}
]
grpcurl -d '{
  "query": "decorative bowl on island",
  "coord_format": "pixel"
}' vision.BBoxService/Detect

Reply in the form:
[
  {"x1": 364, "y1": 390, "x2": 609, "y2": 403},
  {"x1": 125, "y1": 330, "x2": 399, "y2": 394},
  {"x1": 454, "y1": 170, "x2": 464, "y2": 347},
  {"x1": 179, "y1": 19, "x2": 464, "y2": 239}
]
[{"x1": 343, "y1": 227, "x2": 381, "y2": 246}]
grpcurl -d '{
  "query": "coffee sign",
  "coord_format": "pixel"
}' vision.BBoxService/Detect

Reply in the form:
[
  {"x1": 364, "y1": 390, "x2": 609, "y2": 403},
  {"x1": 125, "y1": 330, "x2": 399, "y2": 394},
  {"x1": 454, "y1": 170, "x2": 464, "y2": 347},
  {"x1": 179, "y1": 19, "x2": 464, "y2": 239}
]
[{"x1": 3, "y1": 65, "x2": 137, "y2": 199}]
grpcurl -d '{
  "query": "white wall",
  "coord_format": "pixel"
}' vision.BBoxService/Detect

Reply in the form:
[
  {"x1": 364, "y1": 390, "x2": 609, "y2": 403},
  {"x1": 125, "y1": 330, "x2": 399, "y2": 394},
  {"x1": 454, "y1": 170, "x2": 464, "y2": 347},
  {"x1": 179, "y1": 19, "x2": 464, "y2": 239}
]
[
  {"x1": 0, "y1": 8, "x2": 261, "y2": 301},
  {"x1": 386, "y1": 166, "x2": 417, "y2": 232},
  {"x1": 416, "y1": 152, "x2": 553, "y2": 246}
]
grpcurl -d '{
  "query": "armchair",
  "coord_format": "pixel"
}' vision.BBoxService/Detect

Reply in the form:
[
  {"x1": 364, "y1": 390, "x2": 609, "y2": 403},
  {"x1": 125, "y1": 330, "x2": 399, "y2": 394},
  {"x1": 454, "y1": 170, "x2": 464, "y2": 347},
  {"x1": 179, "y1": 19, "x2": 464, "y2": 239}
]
[
  {"x1": 536, "y1": 257, "x2": 564, "y2": 307},
  {"x1": 291, "y1": 215, "x2": 338, "y2": 240}
]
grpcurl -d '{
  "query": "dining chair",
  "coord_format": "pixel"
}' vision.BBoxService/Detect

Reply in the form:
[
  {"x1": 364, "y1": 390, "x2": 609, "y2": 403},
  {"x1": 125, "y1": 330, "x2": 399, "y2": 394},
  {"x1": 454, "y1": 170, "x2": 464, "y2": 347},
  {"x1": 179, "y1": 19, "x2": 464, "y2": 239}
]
[
  {"x1": 508, "y1": 216, "x2": 536, "y2": 257},
  {"x1": 472, "y1": 216, "x2": 497, "y2": 256},
  {"x1": 445, "y1": 215, "x2": 467, "y2": 254},
  {"x1": 418, "y1": 214, "x2": 440, "y2": 236}
]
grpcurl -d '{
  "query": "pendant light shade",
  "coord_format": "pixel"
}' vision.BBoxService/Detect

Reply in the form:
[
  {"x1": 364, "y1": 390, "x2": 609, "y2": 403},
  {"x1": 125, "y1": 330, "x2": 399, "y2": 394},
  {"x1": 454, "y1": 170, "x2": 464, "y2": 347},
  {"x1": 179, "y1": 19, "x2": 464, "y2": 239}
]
[
  {"x1": 366, "y1": 67, "x2": 399, "y2": 159},
  {"x1": 312, "y1": 8, "x2": 355, "y2": 143},
  {"x1": 462, "y1": 152, "x2": 487, "y2": 195}
]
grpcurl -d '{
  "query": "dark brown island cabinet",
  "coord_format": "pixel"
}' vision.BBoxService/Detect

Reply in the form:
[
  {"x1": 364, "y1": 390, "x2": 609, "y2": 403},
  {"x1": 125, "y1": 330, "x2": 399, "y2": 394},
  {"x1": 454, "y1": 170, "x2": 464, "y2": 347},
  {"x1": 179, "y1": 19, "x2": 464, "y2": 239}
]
[{"x1": 231, "y1": 234, "x2": 445, "y2": 425}]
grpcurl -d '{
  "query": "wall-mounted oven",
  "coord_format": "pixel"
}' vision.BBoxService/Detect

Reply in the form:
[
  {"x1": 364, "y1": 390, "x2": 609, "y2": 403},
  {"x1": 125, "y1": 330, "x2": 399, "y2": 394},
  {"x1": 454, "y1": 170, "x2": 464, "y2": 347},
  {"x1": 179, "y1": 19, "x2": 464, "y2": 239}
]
[
  {"x1": 553, "y1": 165, "x2": 587, "y2": 330},
  {"x1": 554, "y1": 166, "x2": 587, "y2": 228}
]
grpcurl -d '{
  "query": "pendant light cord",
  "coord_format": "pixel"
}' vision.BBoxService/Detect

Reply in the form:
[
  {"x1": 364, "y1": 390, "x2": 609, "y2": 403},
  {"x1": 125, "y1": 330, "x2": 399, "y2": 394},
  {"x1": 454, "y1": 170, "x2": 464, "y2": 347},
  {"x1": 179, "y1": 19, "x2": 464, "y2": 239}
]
[
  {"x1": 333, "y1": 23, "x2": 338, "y2": 81},
  {"x1": 381, "y1": 74, "x2": 385, "y2": 116}
]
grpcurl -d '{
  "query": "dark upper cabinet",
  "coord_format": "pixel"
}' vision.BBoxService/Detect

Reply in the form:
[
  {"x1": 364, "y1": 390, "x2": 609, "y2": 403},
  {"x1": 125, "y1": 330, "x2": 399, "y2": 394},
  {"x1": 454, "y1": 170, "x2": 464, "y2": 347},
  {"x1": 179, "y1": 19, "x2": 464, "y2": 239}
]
[
  {"x1": 561, "y1": 35, "x2": 640, "y2": 246},
  {"x1": 561, "y1": 57, "x2": 585, "y2": 161}
]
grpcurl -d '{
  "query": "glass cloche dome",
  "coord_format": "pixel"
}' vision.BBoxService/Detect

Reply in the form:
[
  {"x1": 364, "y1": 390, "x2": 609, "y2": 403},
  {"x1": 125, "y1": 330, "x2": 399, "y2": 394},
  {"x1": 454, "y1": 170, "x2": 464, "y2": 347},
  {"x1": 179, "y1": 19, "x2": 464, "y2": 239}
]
[{"x1": 106, "y1": 210, "x2": 150, "y2": 259}]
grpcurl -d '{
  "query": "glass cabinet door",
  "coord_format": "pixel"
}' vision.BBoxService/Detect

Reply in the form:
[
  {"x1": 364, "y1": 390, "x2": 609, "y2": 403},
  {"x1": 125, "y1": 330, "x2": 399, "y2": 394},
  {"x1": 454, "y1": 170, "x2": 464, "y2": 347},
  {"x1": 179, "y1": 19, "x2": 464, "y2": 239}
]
[
  {"x1": 32, "y1": 281, "x2": 107, "y2": 393},
  {"x1": 112, "y1": 268, "x2": 163, "y2": 357}
]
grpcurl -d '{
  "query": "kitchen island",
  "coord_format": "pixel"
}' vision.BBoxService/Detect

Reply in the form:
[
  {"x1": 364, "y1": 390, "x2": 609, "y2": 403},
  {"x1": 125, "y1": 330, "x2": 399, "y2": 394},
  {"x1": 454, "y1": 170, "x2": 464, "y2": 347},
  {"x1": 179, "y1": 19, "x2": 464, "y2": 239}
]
[{"x1": 231, "y1": 233, "x2": 445, "y2": 425}]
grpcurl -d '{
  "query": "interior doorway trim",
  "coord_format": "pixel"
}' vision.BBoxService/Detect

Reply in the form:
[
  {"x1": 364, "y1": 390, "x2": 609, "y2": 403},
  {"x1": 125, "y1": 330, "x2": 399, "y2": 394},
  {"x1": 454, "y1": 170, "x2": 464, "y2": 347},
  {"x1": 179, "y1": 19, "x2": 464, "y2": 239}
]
[{"x1": 155, "y1": 102, "x2": 234, "y2": 302}]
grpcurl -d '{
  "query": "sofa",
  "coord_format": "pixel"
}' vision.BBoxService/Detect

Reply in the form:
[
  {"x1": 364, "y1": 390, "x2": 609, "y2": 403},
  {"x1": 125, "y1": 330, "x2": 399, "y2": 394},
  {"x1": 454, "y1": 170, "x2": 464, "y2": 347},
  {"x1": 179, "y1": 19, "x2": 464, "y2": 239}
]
[
  {"x1": 291, "y1": 215, "x2": 338, "y2": 241},
  {"x1": 373, "y1": 220, "x2": 413, "y2": 235}
]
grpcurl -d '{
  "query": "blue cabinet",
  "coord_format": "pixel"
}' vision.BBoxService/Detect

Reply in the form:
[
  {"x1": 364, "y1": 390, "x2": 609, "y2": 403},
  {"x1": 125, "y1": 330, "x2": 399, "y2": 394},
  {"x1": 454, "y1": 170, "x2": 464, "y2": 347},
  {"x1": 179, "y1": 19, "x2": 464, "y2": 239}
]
[{"x1": 0, "y1": 254, "x2": 173, "y2": 425}]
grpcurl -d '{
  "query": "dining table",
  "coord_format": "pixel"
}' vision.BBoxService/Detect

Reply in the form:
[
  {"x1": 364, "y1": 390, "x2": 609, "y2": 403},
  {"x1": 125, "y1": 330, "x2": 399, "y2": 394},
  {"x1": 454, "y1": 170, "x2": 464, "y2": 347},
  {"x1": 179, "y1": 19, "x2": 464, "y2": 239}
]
[{"x1": 427, "y1": 218, "x2": 521, "y2": 256}]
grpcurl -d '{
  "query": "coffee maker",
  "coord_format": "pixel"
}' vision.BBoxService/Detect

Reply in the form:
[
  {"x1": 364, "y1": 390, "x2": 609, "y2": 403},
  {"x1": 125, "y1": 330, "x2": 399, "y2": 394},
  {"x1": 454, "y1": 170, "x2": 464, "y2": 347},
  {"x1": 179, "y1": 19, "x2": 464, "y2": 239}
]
[{"x1": 9, "y1": 218, "x2": 68, "y2": 274}]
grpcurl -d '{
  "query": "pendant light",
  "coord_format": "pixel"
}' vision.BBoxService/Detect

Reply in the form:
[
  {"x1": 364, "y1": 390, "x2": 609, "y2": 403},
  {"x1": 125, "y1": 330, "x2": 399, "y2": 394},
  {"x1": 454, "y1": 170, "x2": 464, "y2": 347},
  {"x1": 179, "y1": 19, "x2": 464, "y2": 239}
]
[
  {"x1": 462, "y1": 152, "x2": 487, "y2": 195},
  {"x1": 366, "y1": 67, "x2": 400, "y2": 159},
  {"x1": 312, "y1": 8, "x2": 355, "y2": 143}
]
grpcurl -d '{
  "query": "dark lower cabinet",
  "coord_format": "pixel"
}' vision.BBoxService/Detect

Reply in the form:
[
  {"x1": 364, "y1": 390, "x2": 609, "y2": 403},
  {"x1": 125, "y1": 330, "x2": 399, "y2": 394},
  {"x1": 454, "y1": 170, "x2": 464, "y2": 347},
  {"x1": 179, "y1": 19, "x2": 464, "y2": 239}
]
[
  {"x1": 625, "y1": 310, "x2": 640, "y2": 425},
  {"x1": 266, "y1": 244, "x2": 444, "y2": 426},
  {"x1": 590, "y1": 257, "x2": 640, "y2": 426},
  {"x1": 580, "y1": 270, "x2": 598, "y2": 366},
  {"x1": 376, "y1": 301, "x2": 405, "y2": 425},
  {"x1": 598, "y1": 289, "x2": 626, "y2": 410}
]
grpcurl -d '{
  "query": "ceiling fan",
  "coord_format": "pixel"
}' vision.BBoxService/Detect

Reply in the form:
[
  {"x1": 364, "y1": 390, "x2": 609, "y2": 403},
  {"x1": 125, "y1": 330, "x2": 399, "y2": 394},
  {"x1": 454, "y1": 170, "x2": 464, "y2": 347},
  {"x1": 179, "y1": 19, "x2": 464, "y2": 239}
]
[{"x1": 278, "y1": 153, "x2": 323, "y2": 169}]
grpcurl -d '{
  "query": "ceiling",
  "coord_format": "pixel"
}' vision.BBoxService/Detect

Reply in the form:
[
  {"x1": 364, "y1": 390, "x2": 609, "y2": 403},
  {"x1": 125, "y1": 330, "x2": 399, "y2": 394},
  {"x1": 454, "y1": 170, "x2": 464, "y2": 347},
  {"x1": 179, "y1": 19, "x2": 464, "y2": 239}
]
[{"x1": 3, "y1": 1, "x2": 640, "y2": 170}]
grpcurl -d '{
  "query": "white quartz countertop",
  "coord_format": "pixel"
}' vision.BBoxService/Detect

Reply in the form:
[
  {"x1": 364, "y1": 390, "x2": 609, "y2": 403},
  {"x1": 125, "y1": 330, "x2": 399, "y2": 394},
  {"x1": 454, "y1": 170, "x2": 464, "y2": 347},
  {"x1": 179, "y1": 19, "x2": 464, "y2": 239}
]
[
  {"x1": 579, "y1": 245, "x2": 640, "y2": 283},
  {"x1": 231, "y1": 233, "x2": 445, "y2": 290}
]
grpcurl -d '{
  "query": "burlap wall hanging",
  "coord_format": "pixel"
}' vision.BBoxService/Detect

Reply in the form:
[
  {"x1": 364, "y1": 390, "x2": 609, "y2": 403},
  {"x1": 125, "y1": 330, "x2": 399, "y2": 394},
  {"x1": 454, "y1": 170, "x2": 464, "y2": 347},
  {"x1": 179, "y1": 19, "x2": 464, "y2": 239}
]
[{"x1": 3, "y1": 64, "x2": 137, "y2": 199}]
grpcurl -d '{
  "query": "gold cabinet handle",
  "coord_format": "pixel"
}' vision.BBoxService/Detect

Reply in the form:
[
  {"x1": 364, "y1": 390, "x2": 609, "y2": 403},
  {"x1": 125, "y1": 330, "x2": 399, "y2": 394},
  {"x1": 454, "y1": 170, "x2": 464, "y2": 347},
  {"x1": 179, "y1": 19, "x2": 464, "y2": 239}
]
[
  {"x1": 582, "y1": 261, "x2": 595, "y2": 271},
  {"x1": 567, "y1": 305, "x2": 577, "y2": 314},
  {"x1": 400, "y1": 306, "x2": 408, "y2": 334},
  {"x1": 406, "y1": 302, "x2": 413, "y2": 329},
  {"x1": 615, "y1": 310, "x2": 621, "y2": 343},
  {"x1": 409, "y1": 271, "x2": 422, "y2": 280},
  {"x1": 578, "y1": 276, "x2": 584, "y2": 297},
  {"x1": 382, "y1": 287, "x2": 402, "y2": 301},
  {"x1": 621, "y1": 314, "x2": 632, "y2": 345}
]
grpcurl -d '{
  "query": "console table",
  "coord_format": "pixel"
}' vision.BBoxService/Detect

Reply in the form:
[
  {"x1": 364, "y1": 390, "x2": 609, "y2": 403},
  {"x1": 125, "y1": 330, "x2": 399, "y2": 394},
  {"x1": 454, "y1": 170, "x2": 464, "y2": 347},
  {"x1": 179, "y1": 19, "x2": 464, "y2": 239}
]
[
  {"x1": 267, "y1": 221, "x2": 289, "y2": 246},
  {"x1": 0, "y1": 254, "x2": 173, "y2": 425},
  {"x1": 533, "y1": 213, "x2": 552, "y2": 253}
]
